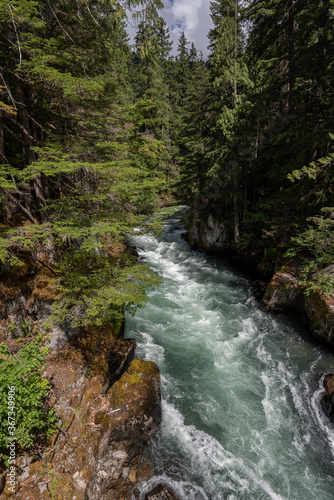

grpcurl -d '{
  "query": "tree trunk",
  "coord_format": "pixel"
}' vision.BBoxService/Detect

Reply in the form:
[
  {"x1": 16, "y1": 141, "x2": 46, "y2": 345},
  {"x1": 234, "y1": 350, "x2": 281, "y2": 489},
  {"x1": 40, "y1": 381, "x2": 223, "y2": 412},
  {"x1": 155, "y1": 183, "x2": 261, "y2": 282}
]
[
  {"x1": 0, "y1": 114, "x2": 7, "y2": 163},
  {"x1": 15, "y1": 79, "x2": 47, "y2": 216},
  {"x1": 233, "y1": 0, "x2": 239, "y2": 244},
  {"x1": 234, "y1": 0, "x2": 238, "y2": 107},
  {"x1": 287, "y1": 1, "x2": 296, "y2": 113},
  {"x1": 310, "y1": 0, "x2": 329, "y2": 161}
]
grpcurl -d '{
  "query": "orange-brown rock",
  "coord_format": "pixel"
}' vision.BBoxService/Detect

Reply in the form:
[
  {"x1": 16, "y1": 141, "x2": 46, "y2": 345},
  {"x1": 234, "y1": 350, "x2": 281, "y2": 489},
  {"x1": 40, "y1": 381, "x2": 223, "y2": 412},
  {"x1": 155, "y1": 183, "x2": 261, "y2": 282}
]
[
  {"x1": 86, "y1": 359, "x2": 161, "y2": 499},
  {"x1": 263, "y1": 270, "x2": 334, "y2": 348},
  {"x1": 10, "y1": 340, "x2": 160, "y2": 500},
  {"x1": 303, "y1": 291, "x2": 334, "y2": 347},
  {"x1": 324, "y1": 374, "x2": 334, "y2": 395},
  {"x1": 321, "y1": 374, "x2": 334, "y2": 423},
  {"x1": 0, "y1": 236, "x2": 162, "y2": 500}
]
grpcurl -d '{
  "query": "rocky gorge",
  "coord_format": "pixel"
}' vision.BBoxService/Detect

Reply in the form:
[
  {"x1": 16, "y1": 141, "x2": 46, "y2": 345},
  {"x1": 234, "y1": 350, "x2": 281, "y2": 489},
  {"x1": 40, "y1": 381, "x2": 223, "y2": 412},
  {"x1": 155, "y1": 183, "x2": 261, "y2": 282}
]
[
  {"x1": 1, "y1": 209, "x2": 333, "y2": 499},
  {"x1": 0, "y1": 242, "x2": 179, "y2": 500},
  {"x1": 185, "y1": 207, "x2": 334, "y2": 423}
]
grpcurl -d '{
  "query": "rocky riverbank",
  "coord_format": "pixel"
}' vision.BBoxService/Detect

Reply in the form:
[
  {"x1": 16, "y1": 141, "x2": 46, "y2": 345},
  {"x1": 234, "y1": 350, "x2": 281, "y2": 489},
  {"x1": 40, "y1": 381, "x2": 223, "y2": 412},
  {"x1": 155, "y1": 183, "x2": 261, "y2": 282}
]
[
  {"x1": 185, "y1": 208, "x2": 334, "y2": 436},
  {"x1": 5, "y1": 340, "x2": 161, "y2": 499},
  {"x1": 185, "y1": 208, "x2": 334, "y2": 350},
  {"x1": 0, "y1": 241, "x2": 181, "y2": 499}
]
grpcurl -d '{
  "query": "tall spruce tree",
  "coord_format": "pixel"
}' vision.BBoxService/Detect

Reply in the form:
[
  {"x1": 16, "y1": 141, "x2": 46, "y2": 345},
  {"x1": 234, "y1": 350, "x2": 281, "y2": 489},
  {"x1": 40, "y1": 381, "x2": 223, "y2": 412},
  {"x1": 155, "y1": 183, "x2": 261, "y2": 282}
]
[
  {"x1": 242, "y1": 0, "x2": 334, "y2": 243},
  {"x1": 206, "y1": 0, "x2": 250, "y2": 243},
  {"x1": 176, "y1": 51, "x2": 211, "y2": 196},
  {"x1": 132, "y1": 15, "x2": 173, "y2": 180}
]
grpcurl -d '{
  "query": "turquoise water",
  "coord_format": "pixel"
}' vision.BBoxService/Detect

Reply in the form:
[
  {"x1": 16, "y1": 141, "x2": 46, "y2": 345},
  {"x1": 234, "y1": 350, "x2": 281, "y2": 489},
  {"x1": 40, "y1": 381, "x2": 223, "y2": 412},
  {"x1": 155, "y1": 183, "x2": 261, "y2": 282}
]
[{"x1": 125, "y1": 211, "x2": 334, "y2": 500}]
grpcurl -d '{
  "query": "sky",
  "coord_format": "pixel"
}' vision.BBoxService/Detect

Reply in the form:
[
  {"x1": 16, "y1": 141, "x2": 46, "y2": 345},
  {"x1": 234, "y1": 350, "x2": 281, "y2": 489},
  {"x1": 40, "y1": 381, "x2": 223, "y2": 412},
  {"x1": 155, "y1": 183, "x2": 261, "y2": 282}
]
[
  {"x1": 161, "y1": 0, "x2": 213, "y2": 56},
  {"x1": 127, "y1": 0, "x2": 213, "y2": 57}
]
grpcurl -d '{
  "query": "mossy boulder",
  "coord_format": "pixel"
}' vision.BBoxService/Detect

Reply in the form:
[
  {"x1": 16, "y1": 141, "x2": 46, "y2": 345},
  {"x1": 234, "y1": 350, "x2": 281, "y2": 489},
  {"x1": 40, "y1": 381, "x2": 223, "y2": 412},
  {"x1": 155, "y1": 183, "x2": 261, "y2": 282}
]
[
  {"x1": 303, "y1": 291, "x2": 334, "y2": 347},
  {"x1": 86, "y1": 359, "x2": 161, "y2": 499},
  {"x1": 13, "y1": 335, "x2": 161, "y2": 499},
  {"x1": 95, "y1": 358, "x2": 161, "y2": 456}
]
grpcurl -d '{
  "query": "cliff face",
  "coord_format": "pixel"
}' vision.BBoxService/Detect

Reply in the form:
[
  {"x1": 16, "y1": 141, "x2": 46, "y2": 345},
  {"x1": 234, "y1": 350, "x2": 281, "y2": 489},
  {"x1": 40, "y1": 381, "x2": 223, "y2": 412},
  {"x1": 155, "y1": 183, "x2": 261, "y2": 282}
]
[
  {"x1": 321, "y1": 374, "x2": 334, "y2": 423},
  {"x1": 7, "y1": 337, "x2": 161, "y2": 499},
  {"x1": 186, "y1": 210, "x2": 234, "y2": 253},
  {"x1": 0, "y1": 244, "x2": 163, "y2": 499}
]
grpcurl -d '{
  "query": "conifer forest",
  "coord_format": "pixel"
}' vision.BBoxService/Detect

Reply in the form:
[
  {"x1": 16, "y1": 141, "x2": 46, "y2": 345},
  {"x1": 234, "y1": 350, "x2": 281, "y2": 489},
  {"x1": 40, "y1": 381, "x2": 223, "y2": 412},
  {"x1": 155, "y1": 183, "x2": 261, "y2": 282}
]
[{"x1": 1, "y1": 0, "x2": 334, "y2": 498}]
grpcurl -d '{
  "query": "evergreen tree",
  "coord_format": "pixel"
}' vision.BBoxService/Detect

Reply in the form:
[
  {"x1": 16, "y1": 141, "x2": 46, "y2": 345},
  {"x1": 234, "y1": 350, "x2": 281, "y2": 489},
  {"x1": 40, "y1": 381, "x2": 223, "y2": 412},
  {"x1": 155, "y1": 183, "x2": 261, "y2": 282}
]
[
  {"x1": 176, "y1": 52, "x2": 211, "y2": 196},
  {"x1": 242, "y1": 0, "x2": 334, "y2": 242},
  {"x1": 132, "y1": 16, "x2": 173, "y2": 178},
  {"x1": 168, "y1": 31, "x2": 192, "y2": 171},
  {"x1": 0, "y1": 0, "x2": 168, "y2": 328},
  {"x1": 205, "y1": 0, "x2": 250, "y2": 243}
]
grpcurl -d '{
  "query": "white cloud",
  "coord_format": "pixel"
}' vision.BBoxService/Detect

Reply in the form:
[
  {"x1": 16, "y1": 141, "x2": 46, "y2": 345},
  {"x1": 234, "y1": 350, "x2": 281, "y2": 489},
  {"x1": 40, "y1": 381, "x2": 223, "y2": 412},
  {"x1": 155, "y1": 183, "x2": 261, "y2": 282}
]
[
  {"x1": 126, "y1": 0, "x2": 213, "y2": 57},
  {"x1": 163, "y1": 0, "x2": 212, "y2": 56}
]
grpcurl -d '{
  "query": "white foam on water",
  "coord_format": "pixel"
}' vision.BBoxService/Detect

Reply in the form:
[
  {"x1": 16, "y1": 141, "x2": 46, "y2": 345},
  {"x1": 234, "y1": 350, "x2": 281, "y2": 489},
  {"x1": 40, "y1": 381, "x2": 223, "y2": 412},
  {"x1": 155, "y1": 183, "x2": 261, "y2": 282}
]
[
  {"x1": 133, "y1": 330, "x2": 165, "y2": 365},
  {"x1": 260, "y1": 372, "x2": 281, "y2": 430},
  {"x1": 160, "y1": 400, "x2": 286, "y2": 500},
  {"x1": 256, "y1": 341, "x2": 273, "y2": 366},
  {"x1": 133, "y1": 473, "x2": 210, "y2": 500},
  {"x1": 289, "y1": 383, "x2": 305, "y2": 417},
  {"x1": 126, "y1": 213, "x2": 334, "y2": 500}
]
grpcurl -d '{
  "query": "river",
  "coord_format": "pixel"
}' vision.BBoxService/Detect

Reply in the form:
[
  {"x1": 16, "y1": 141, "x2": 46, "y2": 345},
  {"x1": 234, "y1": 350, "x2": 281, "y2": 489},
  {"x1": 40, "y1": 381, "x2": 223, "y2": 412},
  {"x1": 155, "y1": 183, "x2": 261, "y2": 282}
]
[{"x1": 125, "y1": 209, "x2": 334, "y2": 500}]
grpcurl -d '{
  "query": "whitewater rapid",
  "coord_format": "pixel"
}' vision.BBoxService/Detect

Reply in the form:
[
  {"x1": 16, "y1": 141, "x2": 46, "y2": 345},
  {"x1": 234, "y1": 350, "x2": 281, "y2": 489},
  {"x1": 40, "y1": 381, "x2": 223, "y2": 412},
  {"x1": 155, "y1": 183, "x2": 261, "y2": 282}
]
[{"x1": 125, "y1": 210, "x2": 334, "y2": 500}]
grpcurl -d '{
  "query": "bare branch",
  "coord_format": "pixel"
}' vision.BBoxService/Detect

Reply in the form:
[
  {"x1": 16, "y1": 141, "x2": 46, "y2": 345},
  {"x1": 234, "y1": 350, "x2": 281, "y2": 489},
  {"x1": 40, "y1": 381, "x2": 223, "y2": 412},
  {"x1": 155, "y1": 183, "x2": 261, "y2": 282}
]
[
  {"x1": 0, "y1": 71, "x2": 17, "y2": 111},
  {"x1": 8, "y1": 2, "x2": 22, "y2": 66},
  {"x1": 6, "y1": 113, "x2": 37, "y2": 143},
  {"x1": 5, "y1": 191, "x2": 39, "y2": 224},
  {"x1": 83, "y1": 0, "x2": 108, "y2": 35},
  {"x1": 46, "y1": 0, "x2": 75, "y2": 44}
]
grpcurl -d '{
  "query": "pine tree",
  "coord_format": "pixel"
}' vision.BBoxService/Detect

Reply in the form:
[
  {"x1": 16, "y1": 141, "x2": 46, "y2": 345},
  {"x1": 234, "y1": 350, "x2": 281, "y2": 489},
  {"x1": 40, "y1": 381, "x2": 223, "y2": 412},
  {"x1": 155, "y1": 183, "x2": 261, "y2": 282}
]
[
  {"x1": 168, "y1": 32, "x2": 192, "y2": 170},
  {"x1": 132, "y1": 15, "x2": 173, "y2": 179},
  {"x1": 243, "y1": 0, "x2": 334, "y2": 239}
]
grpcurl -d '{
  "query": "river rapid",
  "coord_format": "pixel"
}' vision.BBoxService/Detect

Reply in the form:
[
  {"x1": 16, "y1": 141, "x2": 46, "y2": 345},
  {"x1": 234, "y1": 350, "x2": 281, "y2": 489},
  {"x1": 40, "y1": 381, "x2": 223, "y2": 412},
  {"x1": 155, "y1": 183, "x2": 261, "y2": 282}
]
[{"x1": 125, "y1": 209, "x2": 334, "y2": 500}]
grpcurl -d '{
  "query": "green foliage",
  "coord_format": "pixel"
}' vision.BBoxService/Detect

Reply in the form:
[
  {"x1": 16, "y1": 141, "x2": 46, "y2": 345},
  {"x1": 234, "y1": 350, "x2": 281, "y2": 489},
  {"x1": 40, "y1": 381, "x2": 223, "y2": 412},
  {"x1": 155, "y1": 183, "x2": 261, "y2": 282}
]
[
  {"x1": 0, "y1": 336, "x2": 57, "y2": 464},
  {"x1": 45, "y1": 249, "x2": 162, "y2": 329},
  {"x1": 284, "y1": 208, "x2": 334, "y2": 294},
  {"x1": 1, "y1": 0, "x2": 333, "y2": 335},
  {"x1": 288, "y1": 152, "x2": 334, "y2": 185}
]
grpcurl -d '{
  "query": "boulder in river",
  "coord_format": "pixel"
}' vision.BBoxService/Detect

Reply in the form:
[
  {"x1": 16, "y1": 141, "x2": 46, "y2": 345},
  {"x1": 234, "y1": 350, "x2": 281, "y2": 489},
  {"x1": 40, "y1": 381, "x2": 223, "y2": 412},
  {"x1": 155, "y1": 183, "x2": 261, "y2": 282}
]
[
  {"x1": 321, "y1": 374, "x2": 334, "y2": 423},
  {"x1": 144, "y1": 483, "x2": 180, "y2": 500},
  {"x1": 263, "y1": 270, "x2": 334, "y2": 348}
]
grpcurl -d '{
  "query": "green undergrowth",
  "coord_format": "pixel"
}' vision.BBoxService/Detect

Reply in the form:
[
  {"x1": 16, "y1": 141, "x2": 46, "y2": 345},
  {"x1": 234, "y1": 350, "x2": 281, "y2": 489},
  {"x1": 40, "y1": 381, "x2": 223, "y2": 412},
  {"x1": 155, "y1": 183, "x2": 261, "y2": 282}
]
[
  {"x1": 284, "y1": 208, "x2": 334, "y2": 295},
  {"x1": 0, "y1": 335, "x2": 57, "y2": 466}
]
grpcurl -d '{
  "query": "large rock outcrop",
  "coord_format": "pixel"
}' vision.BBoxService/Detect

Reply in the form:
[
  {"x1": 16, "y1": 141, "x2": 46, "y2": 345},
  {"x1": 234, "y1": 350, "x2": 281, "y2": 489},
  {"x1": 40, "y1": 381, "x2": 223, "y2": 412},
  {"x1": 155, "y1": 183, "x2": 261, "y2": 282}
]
[
  {"x1": 321, "y1": 374, "x2": 334, "y2": 423},
  {"x1": 0, "y1": 241, "x2": 163, "y2": 499},
  {"x1": 186, "y1": 210, "x2": 234, "y2": 253},
  {"x1": 2, "y1": 336, "x2": 161, "y2": 499},
  {"x1": 186, "y1": 208, "x2": 334, "y2": 349},
  {"x1": 263, "y1": 271, "x2": 302, "y2": 312},
  {"x1": 0, "y1": 257, "x2": 75, "y2": 348},
  {"x1": 144, "y1": 483, "x2": 180, "y2": 500},
  {"x1": 263, "y1": 270, "x2": 334, "y2": 348}
]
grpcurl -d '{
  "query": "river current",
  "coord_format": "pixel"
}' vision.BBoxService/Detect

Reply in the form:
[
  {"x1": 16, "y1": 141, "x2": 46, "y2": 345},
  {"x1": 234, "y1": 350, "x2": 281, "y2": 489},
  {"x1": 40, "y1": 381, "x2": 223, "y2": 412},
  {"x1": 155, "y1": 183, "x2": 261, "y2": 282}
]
[{"x1": 125, "y1": 210, "x2": 334, "y2": 500}]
